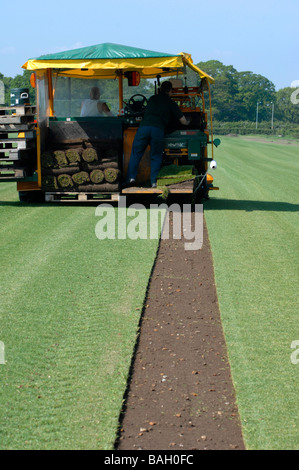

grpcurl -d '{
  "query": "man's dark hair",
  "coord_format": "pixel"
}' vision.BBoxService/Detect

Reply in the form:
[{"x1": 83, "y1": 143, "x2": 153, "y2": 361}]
[{"x1": 160, "y1": 81, "x2": 173, "y2": 93}]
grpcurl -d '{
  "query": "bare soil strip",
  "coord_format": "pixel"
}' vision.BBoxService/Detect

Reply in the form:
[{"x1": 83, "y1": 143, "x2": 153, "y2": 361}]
[{"x1": 116, "y1": 213, "x2": 245, "y2": 450}]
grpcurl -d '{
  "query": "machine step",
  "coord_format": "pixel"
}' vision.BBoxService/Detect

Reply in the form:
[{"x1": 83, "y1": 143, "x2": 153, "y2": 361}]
[{"x1": 122, "y1": 187, "x2": 193, "y2": 195}]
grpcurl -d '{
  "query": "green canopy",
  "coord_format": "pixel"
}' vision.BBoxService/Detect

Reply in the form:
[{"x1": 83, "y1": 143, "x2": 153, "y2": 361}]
[
  {"x1": 33, "y1": 43, "x2": 176, "y2": 61},
  {"x1": 22, "y1": 42, "x2": 214, "y2": 82}
]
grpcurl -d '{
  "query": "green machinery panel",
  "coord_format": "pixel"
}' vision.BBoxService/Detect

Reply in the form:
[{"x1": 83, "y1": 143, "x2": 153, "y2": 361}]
[{"x1": 164, "y1": 129, "x2": 207, "y2": 160}]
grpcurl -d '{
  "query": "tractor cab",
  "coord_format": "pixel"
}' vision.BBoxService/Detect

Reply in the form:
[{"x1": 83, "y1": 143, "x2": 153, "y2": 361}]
[{"x1": 0, "y1": 43, "x2": 220, "y2": 202}]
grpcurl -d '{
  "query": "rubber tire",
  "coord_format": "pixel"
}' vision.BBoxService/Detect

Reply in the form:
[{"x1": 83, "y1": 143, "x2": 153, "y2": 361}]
[{"x1": 18, "y1": 191, "x2": 44, "y2": 203}]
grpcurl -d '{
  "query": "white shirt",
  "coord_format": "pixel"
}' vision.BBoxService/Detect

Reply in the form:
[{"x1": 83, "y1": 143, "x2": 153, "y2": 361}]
[{"x1": 80, "y1": 99, "x2": 106, "y2": 117}]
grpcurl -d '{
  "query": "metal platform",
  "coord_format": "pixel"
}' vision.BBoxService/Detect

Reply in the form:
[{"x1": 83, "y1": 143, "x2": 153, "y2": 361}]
[
  {"x1": 121, "y1": 186, "x2": 193, "y2": 195},
  {"x1": 45, "y1": 191, "x2": 121, "y2": 202}
]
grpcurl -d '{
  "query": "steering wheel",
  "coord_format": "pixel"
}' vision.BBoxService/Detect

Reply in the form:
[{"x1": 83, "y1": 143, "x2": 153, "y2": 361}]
[{"x1": 126, "y1": 94, "x2": 148, "y2": 116}]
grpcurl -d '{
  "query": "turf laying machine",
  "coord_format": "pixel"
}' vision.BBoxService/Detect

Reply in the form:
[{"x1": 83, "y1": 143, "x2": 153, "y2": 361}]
[{"x1": 0, "y1": 43, "x2": 220, "y2": 202}]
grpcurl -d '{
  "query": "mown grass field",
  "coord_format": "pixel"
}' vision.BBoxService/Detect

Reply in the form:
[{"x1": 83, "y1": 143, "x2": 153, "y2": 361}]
[
  {"x1": 0, "y1": 135, "x2": 298, "y2": 450},
  {"x1": 204, "y1": 136, "x2": 299, "y2": 450},
  {"x1": 0, "y1": 186, "x2": 161, "y2": 449}
]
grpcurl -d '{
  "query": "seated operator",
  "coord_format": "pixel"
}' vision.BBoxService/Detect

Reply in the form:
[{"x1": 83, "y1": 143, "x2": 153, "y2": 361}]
[
  {"x1": 80, "y1": 86, "x2": 113, "y2": 117},
  {"x1": 124, "y1": 80, "x2": 191, "y2": 188}
]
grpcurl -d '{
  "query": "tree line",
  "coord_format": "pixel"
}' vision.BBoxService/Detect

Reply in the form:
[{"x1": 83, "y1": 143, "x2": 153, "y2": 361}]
[
  {"x1": 0, "y1": 70, "x2": 36, "y2": 107},
  {"x1": 1, "y1": 61, "x2": 298, "y2": 125},
  {"x1": 187, "y1": 60, "x2": 298, "y2": 125}
]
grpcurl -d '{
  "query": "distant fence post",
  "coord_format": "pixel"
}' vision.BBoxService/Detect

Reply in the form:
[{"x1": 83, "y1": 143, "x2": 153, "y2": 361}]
[{"x1": 0, "y1": 80, "x2": 4, "y2": 105}]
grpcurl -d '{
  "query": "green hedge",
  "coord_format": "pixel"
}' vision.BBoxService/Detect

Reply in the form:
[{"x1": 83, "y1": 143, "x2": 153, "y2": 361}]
[{"x1": 210, "y1": 120, "x2": 299, "y2": 138}]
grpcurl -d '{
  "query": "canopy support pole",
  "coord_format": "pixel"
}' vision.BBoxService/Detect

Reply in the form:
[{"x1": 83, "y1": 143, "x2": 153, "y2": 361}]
[
  {"x1": 47, "y1": 68, "x2": 54, "y2": 117},
  {"x1": 207, "y1": 81, "x2": 214, "y2": 159},
  {"x1": 118, "y1": 71, "x2": 123, "y2": 115}
]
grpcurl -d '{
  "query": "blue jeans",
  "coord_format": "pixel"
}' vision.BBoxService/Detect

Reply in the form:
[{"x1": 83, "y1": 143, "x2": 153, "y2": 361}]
[{"x1": 126, "y1": 126, "x2": 164, "y2": 185}]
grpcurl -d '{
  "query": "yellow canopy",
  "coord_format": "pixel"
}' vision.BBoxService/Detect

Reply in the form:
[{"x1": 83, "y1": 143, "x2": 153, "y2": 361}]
[
  {"x1": 22, "y1": 43, "x2": 214, "y2": 83},
  {"x1": 180, "y1": 53, "x2": 214, "y2": 83}
]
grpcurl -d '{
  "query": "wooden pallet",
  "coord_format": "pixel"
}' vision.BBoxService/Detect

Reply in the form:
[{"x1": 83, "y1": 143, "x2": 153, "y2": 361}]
[
  {"x1": 0, "y1": 110, "x2": 36, "y2": 174},
  {"x1": 0, "y1": 105, "x2": 36, "y2": 135},
  {"x1": 0, "y1": 148, "x2": 35, "y2": 161},
  {"x1": 45, "y1": 191, "x2": 120, "y2": 203},
  {"x1": 0, "y1": 137, "x2": 35, "y2": 150},
  {"x1": 0, "y1": 105, "x2": 36, "y2": 116},
  {"x1": 0, "y1": 135, "x2": 36, "y2": 163},
  {"x1": 0, "y1": 168, "x2": 26, "y2": 180},
  {"x1": 0, "y1": 115, "x2": 36, "y2": 126},
  {"x1": 0, "y1": 122, "x2": 35, "y2": 132}
]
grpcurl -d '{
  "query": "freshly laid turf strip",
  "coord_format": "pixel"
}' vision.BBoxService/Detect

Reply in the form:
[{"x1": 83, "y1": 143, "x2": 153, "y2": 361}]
[
  {"x1": 157, "y1": 164, "x2": 194, "y2": 187},
  {"x1": 204, "y1": 137, "x2": 299, "y2": 450},
  {"x1": 0, "y1": 185, "x2": 161, "y2": 449}
]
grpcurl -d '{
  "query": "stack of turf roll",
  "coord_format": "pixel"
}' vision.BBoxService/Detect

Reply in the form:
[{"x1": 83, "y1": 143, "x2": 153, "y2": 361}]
[
  {"x1": 53, "y1": 150, "x2": 68, "y2": 167},
  {"x1": 41, "y1": 145, "x2": 121, "y2": 193},
  {"x1": 79, "y1": 147, "x2": 120, "y2": 192},
  {"x1": 65, "y1": 148, "x2": 81, "y2": 164},
  {"x1": 82, "y1": 148, "x2": 98, "y2": 163}
]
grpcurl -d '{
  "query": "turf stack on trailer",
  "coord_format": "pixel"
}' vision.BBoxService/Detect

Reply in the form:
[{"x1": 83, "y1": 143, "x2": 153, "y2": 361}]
[
  {"x1": 43, "y1": 118, "x2": 122, "y2": 201},
  {"x1": 41, "y1": 145, "x2": 121, "y2": 195}
]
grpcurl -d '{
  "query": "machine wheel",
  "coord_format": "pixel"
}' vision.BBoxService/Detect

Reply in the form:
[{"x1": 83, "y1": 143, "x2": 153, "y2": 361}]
[
  {"x1": 191, "y1": 176, "x2": 208, "y2": 206},
  {"x1": 19, "y1": 191, "x2": 45, "y2": 203}
]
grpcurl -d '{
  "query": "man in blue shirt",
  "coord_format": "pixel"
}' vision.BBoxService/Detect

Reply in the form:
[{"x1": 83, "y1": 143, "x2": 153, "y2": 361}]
[{"x1": 124, "y1": 81, "x2": 191, "y2": 188}]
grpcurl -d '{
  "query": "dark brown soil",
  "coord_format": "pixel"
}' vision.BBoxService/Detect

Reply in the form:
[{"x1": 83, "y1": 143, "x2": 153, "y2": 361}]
[{"x1": 116, "y1": 211, "x2": 245, "y2": 450}]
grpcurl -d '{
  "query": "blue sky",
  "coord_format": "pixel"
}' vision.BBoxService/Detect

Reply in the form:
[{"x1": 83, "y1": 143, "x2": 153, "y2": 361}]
[{"x1": 0, "y1": 0, "x2": 298, "y2": 90}]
